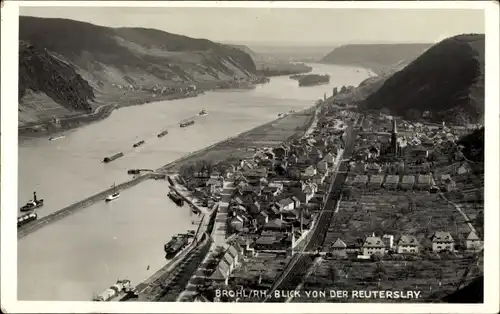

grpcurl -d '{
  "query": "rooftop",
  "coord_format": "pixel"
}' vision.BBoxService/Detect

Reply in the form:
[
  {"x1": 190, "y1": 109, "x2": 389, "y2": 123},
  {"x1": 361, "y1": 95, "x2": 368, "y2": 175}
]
[
  {"x1": 369, "y1": 175, "x2": 384, "y2": 184},
  {"x1": 401, "y1": 175, "x2": 416, "y2": 184},
  {"x1": 385, "y1": 175, "x2": 400, "y2": 184},
  {"x1": 398, "y1": 235, "x2": 420, "y2": 246},
  {"x1": 432, "y1": 231, "x2": 454, "y2": 242},
  {"x1": 363, "y1": 236, "x2": 385, "y2": 248}
]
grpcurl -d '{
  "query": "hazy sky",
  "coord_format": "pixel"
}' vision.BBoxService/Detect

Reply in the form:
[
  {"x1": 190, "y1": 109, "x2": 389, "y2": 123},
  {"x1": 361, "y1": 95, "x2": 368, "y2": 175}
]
[{"x1": 20, "y1": 7, "x2": 485, "y2": 46}]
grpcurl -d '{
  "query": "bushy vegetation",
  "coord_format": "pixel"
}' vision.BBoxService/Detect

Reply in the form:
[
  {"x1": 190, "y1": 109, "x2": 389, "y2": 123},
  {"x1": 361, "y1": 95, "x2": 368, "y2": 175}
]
[{"x1": 361, "y1": 34, "x2": 485, "y2": 124}]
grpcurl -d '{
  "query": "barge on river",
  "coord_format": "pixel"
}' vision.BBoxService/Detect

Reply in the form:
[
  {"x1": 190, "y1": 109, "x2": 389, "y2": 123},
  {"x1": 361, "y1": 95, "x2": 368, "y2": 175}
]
[
  {"x1": 157, "y1": 130, "x2": 169, "y2": 138},
  {"x1": 18, "y1": 212, "x2": 38, "y2": 228},
  {"x1": 180, "y1": 120, "x2": 195, "y2": 128},
  {"x1": 164, "y1": 234, "x2": 190, "y2": 259},
  {"x1": 133, "y1": 140, "x2": 145, "y2": 148},
  {"x1": 93, "y1": 279, "x2": 136, "y2": 302},
  {"x1": 168, "y1": 191, "x2": 185, "y2": 207}
]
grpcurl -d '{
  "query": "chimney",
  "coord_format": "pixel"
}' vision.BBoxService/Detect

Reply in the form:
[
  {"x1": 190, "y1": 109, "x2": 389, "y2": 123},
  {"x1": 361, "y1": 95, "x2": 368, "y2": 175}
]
[{"x1": 33, "y1": 191, "x2": 37, "y2": 202}]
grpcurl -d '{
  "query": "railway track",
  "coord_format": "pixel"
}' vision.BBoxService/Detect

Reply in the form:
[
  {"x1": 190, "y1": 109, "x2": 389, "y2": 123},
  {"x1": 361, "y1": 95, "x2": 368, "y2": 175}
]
[{"x1": 264, "y1": 117, "x2": 359, "y2": 302}]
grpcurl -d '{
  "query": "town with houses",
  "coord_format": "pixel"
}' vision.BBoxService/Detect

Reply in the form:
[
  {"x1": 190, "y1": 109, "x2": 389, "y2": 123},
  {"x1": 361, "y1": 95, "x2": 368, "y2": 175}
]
[{"x1": 160, "y1": 100, "x2": 484, "y2": 303}]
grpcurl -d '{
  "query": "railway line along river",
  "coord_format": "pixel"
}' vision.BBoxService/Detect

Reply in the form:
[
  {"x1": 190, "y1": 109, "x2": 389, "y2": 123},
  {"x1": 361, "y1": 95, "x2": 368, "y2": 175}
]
[{"x1": 17, "y1": 63, "x2": 373, "y2": 301}]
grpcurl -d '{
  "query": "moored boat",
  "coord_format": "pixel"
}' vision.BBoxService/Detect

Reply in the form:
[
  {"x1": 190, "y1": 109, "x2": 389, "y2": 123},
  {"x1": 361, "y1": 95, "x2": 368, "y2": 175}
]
[
  {"x1": 49, "y1": 135, "x2": 65, "y2": 141},
  {"x1": 198, "y1": 109, "x2": 208, "y2": 116},
  {"x1": 133, "y1": 140, "x2": 145, "y2": 148},
  {"x1": 180, "y1": 120, "x2": 195, "y2": 128},
  {"x1": 157, "y1": 130, "x2": 169, "y2": 138},
  {"x1": 164, "y1": 234, "x2": 189, "y2": 259},
  {"x1": 93, "y1": 279, "x2": 135, "y2": 302},
  {"x1": 168, "y1": 191, "x2": 185, "y2": 207},
  {"x1": 20, "y1": 191, "x2": 44, "y2": 212},
  {"x1": 17, "y1": 212, "x2": 38, "y2": 228},
  {"x1": 105, "y1": 183, "x2": 120, "y2": 202}
]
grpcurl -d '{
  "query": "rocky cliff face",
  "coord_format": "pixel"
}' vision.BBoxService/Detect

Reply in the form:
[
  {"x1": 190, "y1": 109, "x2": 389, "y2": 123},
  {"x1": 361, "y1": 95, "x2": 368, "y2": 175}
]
[
  {"x1": 18, "y1": 16, "x2": 257, "y2": 126},
  {"x1": 361, "y1": 34, "x2": 485, "y2": 124},
  {"x1": 19, "y1": 41, "x2": 95, "y2": 122}
]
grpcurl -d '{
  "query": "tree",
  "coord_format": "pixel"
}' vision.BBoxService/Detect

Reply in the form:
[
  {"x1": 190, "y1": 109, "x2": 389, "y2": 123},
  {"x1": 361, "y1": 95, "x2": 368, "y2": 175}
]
[
  {"x1": 373, "y1": 261, "x2": 387, "y2": 282},
  {"x1": 328, "y1": 265, "x2": 339, "y2": 282},
  {"x1": 179, "y1": 164, "x2": 196, "y2": 180},
  {"x1": 380, "y1": 107, "x2": 391, "y2": 115},
  {"x1": 406, "y1": 109, "x2": 421, "y2": 121}
]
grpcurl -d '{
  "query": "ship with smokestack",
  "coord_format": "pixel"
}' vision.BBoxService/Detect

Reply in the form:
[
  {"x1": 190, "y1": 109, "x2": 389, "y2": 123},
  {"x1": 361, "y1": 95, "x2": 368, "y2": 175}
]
[
  {"x1": 20, "y1": 191, "x2": 44, "y2": 212},
  {"x1": 164, "y1": 233, "x2": 191, "y2": 259}
]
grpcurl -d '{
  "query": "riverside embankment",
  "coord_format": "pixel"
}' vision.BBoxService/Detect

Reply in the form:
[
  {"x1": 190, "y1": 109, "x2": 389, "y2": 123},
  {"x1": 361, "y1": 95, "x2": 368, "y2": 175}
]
[{"x1": 18, "y1": 76, "x2": 266, "y2": 137}]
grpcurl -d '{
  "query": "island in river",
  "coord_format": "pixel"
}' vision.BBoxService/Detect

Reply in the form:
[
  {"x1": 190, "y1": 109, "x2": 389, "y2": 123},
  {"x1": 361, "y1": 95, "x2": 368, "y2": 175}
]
[{"x1": 297, "y1": 74, "x2": 330, "y2": 87}]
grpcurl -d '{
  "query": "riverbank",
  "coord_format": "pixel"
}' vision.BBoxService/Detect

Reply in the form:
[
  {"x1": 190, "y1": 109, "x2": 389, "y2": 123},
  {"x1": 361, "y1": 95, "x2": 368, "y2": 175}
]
[
  {"x1": 158, "y1": 105, "x2": 317, "y2": 173},
  {"x1": 18, "y1": 78, "x2": 267, "y2": 138}
]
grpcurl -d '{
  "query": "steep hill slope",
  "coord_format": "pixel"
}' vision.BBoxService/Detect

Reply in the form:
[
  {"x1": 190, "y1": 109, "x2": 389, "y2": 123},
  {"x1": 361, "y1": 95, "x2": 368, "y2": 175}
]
[
  {"x1": 18, "y1": 16, "x2": 257, "y2": 127},
  {"x1": 361, "y1": 34, "x2": 485, "y2": 124},
  {"x1": 321, "y1": 43, "x2": 432, "y2": 75},
  {"x1": 457, "y1": 127, "x2": 484, "y2": 163},
  {"x1": 19, "y1": 40, "x2": 96, "y2": 124}
]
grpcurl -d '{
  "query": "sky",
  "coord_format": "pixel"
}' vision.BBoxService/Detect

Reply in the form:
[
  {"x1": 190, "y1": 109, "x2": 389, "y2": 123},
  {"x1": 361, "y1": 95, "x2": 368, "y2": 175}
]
[{"x1": 20, "y1": 6, "x2": 485, "y2": 46}]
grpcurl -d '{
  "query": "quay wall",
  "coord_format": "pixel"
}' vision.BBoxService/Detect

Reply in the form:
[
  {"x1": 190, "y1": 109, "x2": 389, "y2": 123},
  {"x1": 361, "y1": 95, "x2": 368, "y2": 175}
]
[{"x1": 18, "y1": 173, "x2": 155, "y2": 239}]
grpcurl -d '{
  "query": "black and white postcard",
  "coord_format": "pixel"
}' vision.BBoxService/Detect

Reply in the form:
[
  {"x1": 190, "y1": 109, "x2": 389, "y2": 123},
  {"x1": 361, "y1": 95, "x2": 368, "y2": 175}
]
[{"x1": 1, "y1": 1, "x2": 498, "y2": 313}]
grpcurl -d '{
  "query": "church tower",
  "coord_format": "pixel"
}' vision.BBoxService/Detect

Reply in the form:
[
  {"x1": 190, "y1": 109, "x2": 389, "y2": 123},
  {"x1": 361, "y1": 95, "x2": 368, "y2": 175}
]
[{"x1": 391, "y1": 119, "x2": 398, "y2": 158}]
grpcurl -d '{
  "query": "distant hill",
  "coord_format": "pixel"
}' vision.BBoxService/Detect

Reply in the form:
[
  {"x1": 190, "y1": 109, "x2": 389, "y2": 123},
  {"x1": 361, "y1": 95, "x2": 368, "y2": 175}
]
[
  {"x1": 361, "y1": 34, "x2": 485, "y2": 124},
  {"x1": 18, "y1": 16, "x2": 257, "y2": 126},
  {"x1": 228, "y1": 44, "x2": 258, "y2": 62},
  {"x1": 321, "y1": 43, "x2": 432, "y2": 75}
]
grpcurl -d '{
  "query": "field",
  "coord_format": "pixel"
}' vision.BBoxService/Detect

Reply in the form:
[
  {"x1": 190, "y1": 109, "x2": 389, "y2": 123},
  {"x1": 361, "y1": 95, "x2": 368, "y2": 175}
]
[
  {"x1": 162, "y1": 109, "x2": 315, "y2": 172},
  {"x1": 293, "y1": 256, "x2": 483, "y2": 303},
  {"x1": 228, "y1": 254, "x2": 292, "y2": 301},
  {"x1": 322, "y1": 190, "x2": 470, "y2": 251}
]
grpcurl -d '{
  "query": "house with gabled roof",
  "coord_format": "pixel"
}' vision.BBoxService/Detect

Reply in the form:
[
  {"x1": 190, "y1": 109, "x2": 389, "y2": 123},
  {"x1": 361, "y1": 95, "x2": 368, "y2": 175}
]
[
  {"x1": 400, "y1": 175, "x2": 415, "y2": 190},
  {"x1": 256, "y1": 211, "x2": 269, "y2": 227},
  {"x1": 465, "y1": 231, "x2": 483, "y2": 251},
  {"x1": 263, "y1": 218, "x2": 287, "y2": 231},
  {"x1": 317, "y1": 159, "x2": 329, "y2": 174},
  {"x1": 368, "y1": 175, "x2": 384, "y2": 190},
  {"x1": 324, "y1": 152, "x2": 336, "y2": 165},
  {"x1": 362, "y1": 234, "x2": 386, "y2": 256},
  {"x1": 279, "y1": 198, "x2": 295, "y2": 211},
  {"x1": 330, "y1": 238, "x2": 347, "y2": 257},
  {"x1": 210, "y1": 257, "x2": 232, "y2": 285},
  {"x1": 416, "y1": 174, "x2": 432, "y2": 190},
  {"x1": 291, "y1": 196, "x2": 301, "y2": 209},
  {"x1": 384, "y1": 175, "x2": 399, "y2": 190},
  {"x1": 302, "y1": 165, "x2": 317, "y2": 179},
  {"x1": 397, "y1": 235, "x2": 420, "y2": 254},
  {"x1": 431, "y1": 231, "x2": 455, "y2": 252}
]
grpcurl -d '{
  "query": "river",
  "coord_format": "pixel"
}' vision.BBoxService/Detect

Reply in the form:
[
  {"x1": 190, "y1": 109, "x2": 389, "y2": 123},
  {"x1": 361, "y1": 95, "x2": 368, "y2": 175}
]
[{"x1": 17, "y1": 63, "x2": 373, "y2": 300}]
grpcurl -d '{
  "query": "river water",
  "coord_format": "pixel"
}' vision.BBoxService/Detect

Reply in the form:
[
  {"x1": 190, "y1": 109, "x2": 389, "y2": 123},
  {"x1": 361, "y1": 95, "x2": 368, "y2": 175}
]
[{"x1": 17, "y1": 63, "x2": 373, "y2": 301}]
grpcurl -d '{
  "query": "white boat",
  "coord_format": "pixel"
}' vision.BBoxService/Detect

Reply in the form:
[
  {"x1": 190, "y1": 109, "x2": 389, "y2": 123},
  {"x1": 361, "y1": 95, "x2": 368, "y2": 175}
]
[
  {"x1": 198, "y1": 109, "x2": 208, "y2": 116},
  {"x1": 49, "y1": 135, "x2": 65, "y2": 141},
  {"x1": 105, "y1": 183, "x2": 120, "y2": 202}
]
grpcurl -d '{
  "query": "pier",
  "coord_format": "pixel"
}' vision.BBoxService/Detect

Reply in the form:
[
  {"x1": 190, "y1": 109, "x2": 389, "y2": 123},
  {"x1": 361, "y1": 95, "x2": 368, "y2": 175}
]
[{"x1": 17, "y1": 173, "x2": 162, "y2": 239}]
